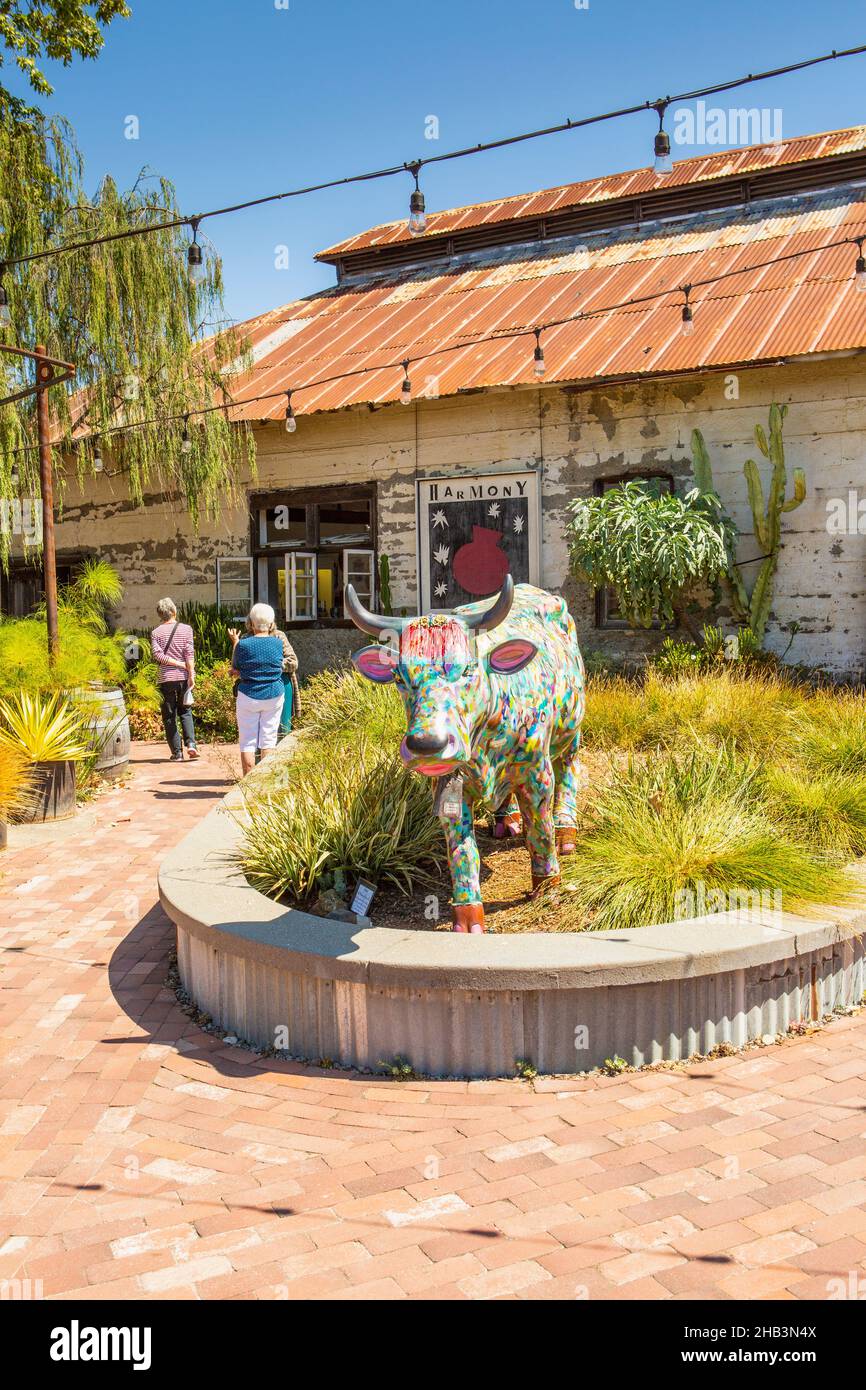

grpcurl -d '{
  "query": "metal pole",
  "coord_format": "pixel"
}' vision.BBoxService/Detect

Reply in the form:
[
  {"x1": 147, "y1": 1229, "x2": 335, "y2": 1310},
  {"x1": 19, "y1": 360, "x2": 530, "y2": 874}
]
[{"x1": 34, "y1": 344, "x2": 59, "y2": 663}]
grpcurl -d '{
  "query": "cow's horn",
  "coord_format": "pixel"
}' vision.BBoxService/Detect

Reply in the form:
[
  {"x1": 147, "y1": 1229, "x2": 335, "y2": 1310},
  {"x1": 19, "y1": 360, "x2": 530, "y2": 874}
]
[
  {"x1": 345, "y1": 583, "x2": 402, "y2": 636},
  {"x1": 465, "y1": 574, "x2": 515, "y2": 631}
]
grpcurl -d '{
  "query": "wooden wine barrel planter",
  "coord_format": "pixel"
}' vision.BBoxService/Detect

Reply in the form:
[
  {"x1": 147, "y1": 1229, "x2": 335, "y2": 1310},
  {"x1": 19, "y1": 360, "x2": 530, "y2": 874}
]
[
  {"x1": 15, "y1": 759, "x2": 77, "y2": 822},
  {"x1": 77, "y1": 686, "x2": 131, "y2": 778}
]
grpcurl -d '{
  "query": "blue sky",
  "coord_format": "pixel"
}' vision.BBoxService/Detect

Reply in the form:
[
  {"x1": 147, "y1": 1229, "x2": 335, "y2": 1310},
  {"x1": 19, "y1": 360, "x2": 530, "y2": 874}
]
[{"x1": 11, "y1": 0, "x2": 866, "y2": 324}]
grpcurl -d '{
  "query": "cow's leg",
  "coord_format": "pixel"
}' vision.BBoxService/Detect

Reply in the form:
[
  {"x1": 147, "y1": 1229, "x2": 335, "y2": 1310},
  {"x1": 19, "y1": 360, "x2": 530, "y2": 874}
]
[
  {"x1": 440, "y1": 801, "x2": 485, "y2": 933},
  {"x1": 493, "y1": 791, "x2": 522, "y2": 839},
  {"x1": 554, "y1": 736, "x2": 583, "y2": 856},
  {"x1": 515, "y1": 760, "x2": 559, "y2": 894}
]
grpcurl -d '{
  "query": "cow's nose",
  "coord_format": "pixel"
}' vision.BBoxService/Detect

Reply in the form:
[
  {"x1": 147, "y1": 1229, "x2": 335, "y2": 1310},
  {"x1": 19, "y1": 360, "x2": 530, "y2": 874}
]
[{"x1": 405, "y1": 730, "x2": 448, "y2": 756}]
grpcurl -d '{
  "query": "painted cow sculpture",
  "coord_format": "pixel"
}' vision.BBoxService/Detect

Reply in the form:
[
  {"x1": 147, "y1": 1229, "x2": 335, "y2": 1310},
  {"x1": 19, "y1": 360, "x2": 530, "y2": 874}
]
[{"x1": 346, "y1": 577, "x2": 585, "y2": 933}]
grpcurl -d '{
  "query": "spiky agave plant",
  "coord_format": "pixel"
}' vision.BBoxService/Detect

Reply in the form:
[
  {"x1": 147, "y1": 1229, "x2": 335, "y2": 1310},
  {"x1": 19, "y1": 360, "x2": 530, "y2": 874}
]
[{"x1": 0, "y1": 691, "x2": 89, "y2": 762}]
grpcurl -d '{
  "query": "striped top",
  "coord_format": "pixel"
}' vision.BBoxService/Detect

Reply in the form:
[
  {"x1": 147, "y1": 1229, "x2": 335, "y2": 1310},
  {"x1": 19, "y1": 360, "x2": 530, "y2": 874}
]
[
  {"x1": 232, "y1": 635, "x2": 285, "y2": 701},
  {"x1": 151, "y1": 621, "x2": 195, "y2": 684}
]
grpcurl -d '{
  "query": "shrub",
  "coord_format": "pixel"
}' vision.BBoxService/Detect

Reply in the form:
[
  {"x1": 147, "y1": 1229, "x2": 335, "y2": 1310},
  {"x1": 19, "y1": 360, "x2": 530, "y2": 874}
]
[
  {"x1": 238, "y1": 740, "x2": 443, "y2": 902},
  {"x1": 192, "y1": 660, "x2": 237, "y2": 741},
  {"x1": 176, "y1": 602, "x2": 237, "y2": 668},
  {"x1": 567, "y1": 479, "x2": 735, "y2": 633},
  {"x1": 0, "y1": 612, "x2": 126, "y2": 698},
  {"x1": 559, "y1": 747, "x2": 853, "y2": 932},
  {"x1": 0, "y1": 743, "x2": 34, "y2": 818}
]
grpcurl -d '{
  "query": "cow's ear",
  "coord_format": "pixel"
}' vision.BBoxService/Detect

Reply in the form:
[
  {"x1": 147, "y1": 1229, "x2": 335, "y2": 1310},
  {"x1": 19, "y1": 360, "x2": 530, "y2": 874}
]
[
  {"x1": 488, "y1": 638, "x2": 537, "y2": 674},
  {"x1": 352, "y1": 645, "x2": 397, "y2": 683}
]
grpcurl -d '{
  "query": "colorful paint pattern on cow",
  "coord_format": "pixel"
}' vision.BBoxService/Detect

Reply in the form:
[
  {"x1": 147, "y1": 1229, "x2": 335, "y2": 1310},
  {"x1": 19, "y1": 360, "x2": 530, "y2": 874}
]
[{"x1": 347, "y1": 579, "x2": 585, "y2": 932}]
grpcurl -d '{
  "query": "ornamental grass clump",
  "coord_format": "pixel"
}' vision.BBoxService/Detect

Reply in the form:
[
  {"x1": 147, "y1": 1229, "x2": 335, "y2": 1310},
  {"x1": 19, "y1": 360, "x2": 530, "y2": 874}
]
[
  {"x1": 763, "y1": 764, "x2": 866, "y2": 860},
  {"x1": 238, "y1": 739, "x2": 443, "y2": 903},
  {"x1": 300, "y1": 667, "x2": 405, "y2": 747},
  {"x1": 559, "y1": 747, "x2": 853, "y2": 932},
  {"x1": 786, "y1": 692, "x2": 866, "y2": 775}
]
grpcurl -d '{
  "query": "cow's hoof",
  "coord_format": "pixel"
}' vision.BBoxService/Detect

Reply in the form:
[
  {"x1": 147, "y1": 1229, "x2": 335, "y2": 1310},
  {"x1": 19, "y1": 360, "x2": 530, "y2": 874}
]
[
  {"x1": 530, "y1": 873, "x2": 561, "y2": 898},
  {"x1": 452, "y1": 902, "x2": 485, "y2": 933},
  {"x1": 556, "y1": 826, "x2": 577, "y2": 855}
]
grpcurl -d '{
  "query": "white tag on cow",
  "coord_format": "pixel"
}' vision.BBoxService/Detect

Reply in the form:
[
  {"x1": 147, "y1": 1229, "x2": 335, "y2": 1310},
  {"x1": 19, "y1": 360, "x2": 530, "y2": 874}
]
[{"x1": 436, "y1": 774, "x2": 464, "y2": 821}]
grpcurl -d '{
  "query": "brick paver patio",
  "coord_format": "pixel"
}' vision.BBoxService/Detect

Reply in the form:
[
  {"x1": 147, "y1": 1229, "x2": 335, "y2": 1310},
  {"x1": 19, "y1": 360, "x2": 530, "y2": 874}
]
[{"x1": 1, "y1": 743, "x2": 865, "y2": 1301}]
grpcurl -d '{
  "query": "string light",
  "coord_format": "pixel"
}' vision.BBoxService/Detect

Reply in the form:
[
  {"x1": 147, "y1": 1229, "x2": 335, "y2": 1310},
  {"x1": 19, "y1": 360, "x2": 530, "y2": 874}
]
[
  {"x1": 284, "y1": 391, "x2": 297, "y2": 432},
  {"x1": 0, "y1": 267, "x2": 10, "y2": 329},
  {"x1": 681, "y1": 285, "x2": 695, "y2": 336},
  {"x1": 855, "y1": 238, "x2": 866, "y2": 292},
  {"x1": 2, "y1": 45, "x2": 864, "y2": 273},
  {"x1": 187, "y1": 218, "x2": 205, "y2": 283},
  {"x1": 181, "y1": 415, "x2": 192, "y2": 452},
  {"x1": 92, "y1": 440, "x2": 103, "y2": 472},
  {"x1": 654, "y1": 102, "x2": 673, "y2": 174},
  {"x1": 400, "y1": 360, "x2": 412, "y2": 403},
  {"x1": 407, "y1": 163, "x2": 427, "y2": 237},
  {"x1": 533, "y1": 327, "x2": 546, "y2": 378},
  {"x1": 5, "y1": 230, "x2": 863, "y2": 467},
  {"x1": 681, "y1": 283, "x2": 695, "y2": 334}
]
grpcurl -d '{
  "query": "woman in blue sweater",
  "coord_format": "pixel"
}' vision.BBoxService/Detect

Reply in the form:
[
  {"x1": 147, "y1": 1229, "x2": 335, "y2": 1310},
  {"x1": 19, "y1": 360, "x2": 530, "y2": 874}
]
[{"x1": 228, "y1": 603, "x2": 286, "y2": 775}]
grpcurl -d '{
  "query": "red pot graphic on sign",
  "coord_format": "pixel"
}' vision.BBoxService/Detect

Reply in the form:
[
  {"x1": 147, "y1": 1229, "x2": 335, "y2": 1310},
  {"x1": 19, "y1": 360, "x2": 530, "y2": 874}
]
[{"x1": 453, "y1": 525, "x2": 510, "y2": 596}]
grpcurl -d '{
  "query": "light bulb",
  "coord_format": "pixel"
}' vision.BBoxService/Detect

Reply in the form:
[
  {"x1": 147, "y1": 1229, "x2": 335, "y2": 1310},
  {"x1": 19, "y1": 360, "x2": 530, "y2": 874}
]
[
  {"x1": 0, "y1": 283, "x2": 10, "y2": 330},
  {"x1": 10, "y1": 465, "x2": 19, "y2": 486},
  {"x1": 533, "y1": 337, "x2": 546, "y2": 378},
  {"x1": 285, "y1": 393, "x2": 296, "y2": 432},
  {"x1": 408, "y1": 188, "x2": 427, "y2": 237},
  {"x1": 681, "y1": 303, "x2": 695, "y2": 336},
  {"x1": 187, "y1": 241, "x2": 205, "y2": 283},
  {"x1": 856, "y1": 255, "x2": 866, "y2": 292},
  {"x1": 181, "y1": 421, "x2": 192, "y2": 454},
  {"x1": 654, "y1": 129, "x2": 672, "y2": 175},
  {"x1": 93, "y1": 445, "x2": 104, "y2": 472},
  {"x1": 400, "y1": 364, "x2": 412, "y2": 404}
]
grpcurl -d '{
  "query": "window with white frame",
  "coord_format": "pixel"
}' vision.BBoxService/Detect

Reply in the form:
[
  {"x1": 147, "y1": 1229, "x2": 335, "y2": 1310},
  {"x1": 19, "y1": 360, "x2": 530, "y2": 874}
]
[
  {"x1": 215, "y1": 556, "x2": 253, "y2": 619},
  {"x1": 250, "y1": 485, "x2": 376, "y2": 626}
]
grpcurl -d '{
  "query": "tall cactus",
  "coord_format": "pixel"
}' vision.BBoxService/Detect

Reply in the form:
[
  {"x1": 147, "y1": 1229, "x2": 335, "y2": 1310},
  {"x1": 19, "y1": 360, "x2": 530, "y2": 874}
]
[
  {"x1": 689, "y1": 427, "x2": 749, "y2": 622},
  {"x1": 378, "y1": 553, "x2": 393, "y2": 616},
  {"x1": 743, "y1": 404, "x2": 805, "y2": 641},
  {"x1": 690, "y1": 404, "x2": 805, "y2": 644}
]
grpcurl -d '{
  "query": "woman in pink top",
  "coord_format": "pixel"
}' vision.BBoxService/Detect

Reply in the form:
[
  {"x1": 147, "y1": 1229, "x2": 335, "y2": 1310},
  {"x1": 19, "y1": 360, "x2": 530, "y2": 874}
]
[{"x1": 150, "y1": 597, "x2": 199, "y2": 762}]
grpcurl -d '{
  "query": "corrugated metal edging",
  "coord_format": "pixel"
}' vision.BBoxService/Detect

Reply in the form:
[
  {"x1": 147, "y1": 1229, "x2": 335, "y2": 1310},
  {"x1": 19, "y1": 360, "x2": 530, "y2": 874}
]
[
  {"x1": 318, "y1": 125, "x2": 866, "y2": 258},
  {"x1": 176, "y1": 925, "x2": 864, "y2": 1077}
]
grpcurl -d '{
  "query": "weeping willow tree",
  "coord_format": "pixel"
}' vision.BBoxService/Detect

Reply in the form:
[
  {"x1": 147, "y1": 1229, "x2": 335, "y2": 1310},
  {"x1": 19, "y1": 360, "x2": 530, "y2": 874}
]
[{"x1": 0, "y1": 105, "x2": 256, "y2": 562}]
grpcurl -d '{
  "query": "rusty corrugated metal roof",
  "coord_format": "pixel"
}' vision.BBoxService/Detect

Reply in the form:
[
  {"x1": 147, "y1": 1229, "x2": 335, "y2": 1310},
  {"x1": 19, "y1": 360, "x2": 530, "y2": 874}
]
[
  {"x1": 317, "y1": 125, "x2": 866, "y2": 259},
  {"x1": 217, "y1": 181, "x2": 866, "y2": 422}
]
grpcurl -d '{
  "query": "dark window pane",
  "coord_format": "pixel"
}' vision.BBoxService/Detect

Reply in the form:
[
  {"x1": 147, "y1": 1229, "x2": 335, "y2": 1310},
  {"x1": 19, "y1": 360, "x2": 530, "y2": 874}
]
[{"x1": 318, "y1": 500, "x2": 371, "y2": 546}]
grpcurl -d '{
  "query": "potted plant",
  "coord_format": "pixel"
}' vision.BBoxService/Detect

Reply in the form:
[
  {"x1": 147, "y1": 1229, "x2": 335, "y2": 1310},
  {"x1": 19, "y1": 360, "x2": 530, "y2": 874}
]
[{"x1": 0, "y1": 691, "x2": 88, "y2": 822}]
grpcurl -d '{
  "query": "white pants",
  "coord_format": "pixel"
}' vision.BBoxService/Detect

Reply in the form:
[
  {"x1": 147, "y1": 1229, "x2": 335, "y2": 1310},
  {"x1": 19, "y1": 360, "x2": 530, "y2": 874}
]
[{"x1": 236, "y1": 691, "x2": 284, "y2": 753}]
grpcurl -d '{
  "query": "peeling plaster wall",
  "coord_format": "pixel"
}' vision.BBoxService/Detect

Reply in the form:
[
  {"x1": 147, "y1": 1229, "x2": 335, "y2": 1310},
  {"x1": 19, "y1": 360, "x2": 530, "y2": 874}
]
[{"x1": 30, "y1": 354, "x2": 866, "y2": 676}]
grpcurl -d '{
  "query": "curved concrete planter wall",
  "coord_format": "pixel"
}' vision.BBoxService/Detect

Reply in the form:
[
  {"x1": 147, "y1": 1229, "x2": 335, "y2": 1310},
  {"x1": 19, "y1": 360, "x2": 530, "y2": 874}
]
[{"x1": 158, "y1": 792, "x2": 866, "y2": 1078}]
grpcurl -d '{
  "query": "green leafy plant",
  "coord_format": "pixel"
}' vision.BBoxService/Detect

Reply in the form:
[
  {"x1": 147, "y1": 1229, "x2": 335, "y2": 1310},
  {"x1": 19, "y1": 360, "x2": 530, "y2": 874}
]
[
  {"x1": 764, "y1": 764, "x2": 866, "y2": 859},
  {"x1": 567, "y1": 480, "x2": 735, "y2": 637},
  {"x1": 378, "y1": 554, "x2": 393, "y2": 616},
  {"x1": 377, "y1": 1055, "x2": 416, "y2": 1081},
  {"x1": 299, "y1": 666, "x2": 405, "y2": 748},
  {"x1": 602, "y1": 1056, "x2": 630, "y2": 1076},
  {"x1": 0, "y1": 690, "x2": 88, "y2": 762},
  {"x1": 515, "y1": 1058, "x2": 538, "y2": 1081},
  {"x1": 176, "y1": 604, "x2": 238, "y2": 668},
  {"x1": 0, "y1": 613, "x2": 125, "y2": 699},
  {"x1": 190, "y1": 659, "x2": 236, "y2": 740}
]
